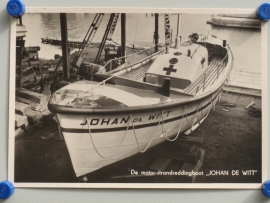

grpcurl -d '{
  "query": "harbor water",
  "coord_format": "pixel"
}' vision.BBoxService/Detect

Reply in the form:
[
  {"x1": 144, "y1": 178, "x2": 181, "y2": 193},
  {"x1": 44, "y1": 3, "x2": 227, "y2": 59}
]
[{"x1": 21, "y1": 13, "x2": 262, "y2": 89}]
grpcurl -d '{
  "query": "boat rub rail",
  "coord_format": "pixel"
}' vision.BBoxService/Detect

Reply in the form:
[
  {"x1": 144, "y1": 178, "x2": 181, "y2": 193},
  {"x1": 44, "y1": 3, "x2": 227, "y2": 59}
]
[{"x1": 60, "y1": 91, "x2": 219, "y2": 133}]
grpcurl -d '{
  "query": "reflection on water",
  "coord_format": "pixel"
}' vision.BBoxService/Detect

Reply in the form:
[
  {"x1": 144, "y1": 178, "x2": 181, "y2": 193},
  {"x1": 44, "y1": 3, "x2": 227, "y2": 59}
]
[{"x1": 21, "y1": 13, "x2": 261, "y2": 73}]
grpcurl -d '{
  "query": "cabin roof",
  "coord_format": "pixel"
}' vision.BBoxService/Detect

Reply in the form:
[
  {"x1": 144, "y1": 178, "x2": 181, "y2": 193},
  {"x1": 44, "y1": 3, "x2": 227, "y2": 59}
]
[
  {"x1": 146, "y1": 43, "x2": 208, "y2": 82},
  {"x1": 201, "y1": 36, "x2": 225, "y2": 47}
]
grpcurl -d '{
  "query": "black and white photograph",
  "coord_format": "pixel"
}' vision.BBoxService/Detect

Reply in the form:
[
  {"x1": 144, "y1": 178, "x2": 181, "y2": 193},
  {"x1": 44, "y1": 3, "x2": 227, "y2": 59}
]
[{"x1": 9, "y1": 8, "x2": 267, "y2": 188}]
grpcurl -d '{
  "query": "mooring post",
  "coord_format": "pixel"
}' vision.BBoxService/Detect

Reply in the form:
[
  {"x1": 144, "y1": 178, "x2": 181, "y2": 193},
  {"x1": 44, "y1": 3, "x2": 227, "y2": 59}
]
[
  {"x1": 155, "y1": 13, "x2": 159, "y2": 52},
  {"x1": 163, "y1": 78, "x2": 170, "y2": 97},
  {"x1": 121, "y1": 13, "x2": 126, "y2": 64},
  {"x1": 60, "y1": 13, "x2": 69, "y2": 80}
]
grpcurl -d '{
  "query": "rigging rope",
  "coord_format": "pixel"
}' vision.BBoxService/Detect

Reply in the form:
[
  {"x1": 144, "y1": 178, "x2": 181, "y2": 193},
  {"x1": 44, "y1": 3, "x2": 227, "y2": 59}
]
[
  {"x1": 133, "y1": 14, "x2": 140, "y2": 47},
  {"x1": 206, "y1": 94, "x2": 214, "y2": 116},
  {"x1": 130, "y1": 14, "x2": 140, "y2": 67},
  {"x1": 86, "y1": 115, "x2": 132, "y2": 159},
  {"x1": 191, "y1": 101, "x2": 202, "y2": 129},
  {"x1": 86, "y1": 93, "x2": 219, "y2": 159},
  {"x1": 160, "y1": 107, "x2": 186, "y2": 142},
  {"x1": 184, "y1": 104, "x2": 192, "y2": 130},
  {"x1": 130, "y1": 113, "x2": 164, "y2": 153}
]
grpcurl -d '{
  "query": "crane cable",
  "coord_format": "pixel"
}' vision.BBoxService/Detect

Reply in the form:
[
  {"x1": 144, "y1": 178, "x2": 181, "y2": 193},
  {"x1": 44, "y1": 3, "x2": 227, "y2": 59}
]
[{"x1": 133, "y1": 14, "x2": 140, "y2": 47}]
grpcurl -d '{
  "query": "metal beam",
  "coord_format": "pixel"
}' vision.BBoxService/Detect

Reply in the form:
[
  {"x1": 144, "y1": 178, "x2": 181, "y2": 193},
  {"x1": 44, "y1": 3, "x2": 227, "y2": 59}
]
[
  {"x1": 121, "y1": 13, "x2": 126, "y2": 63},
  {"x1": 60, "y1": 13, "x2": 69, "y2": 80},
  {"x1": 71, "y1": 13, "x2": 104, "y2": 68},
  {"x1": 107, "y1": 13, "x2": 120, "y2": 40},
  {"x1": 94, "y1": 13, "x2": 116, "y2": 64},
  {"x1": 164, "y1": 14, "x2": 171, "y2": 46}
]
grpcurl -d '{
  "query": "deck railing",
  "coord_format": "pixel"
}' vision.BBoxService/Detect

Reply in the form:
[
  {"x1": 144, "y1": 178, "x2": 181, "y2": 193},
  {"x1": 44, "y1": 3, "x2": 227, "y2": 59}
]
[
  {"x1": 101, "y1": 44, "x2": 165, "y2": 74},
  {"x1": 217, "y1": 50, "x2": 229, "y2": 78},
  {"x1": 81, "y1": 45, "x2": 165, "y2": 96},
  {"x1": 95, "y1": 42, "x2": 231, "y2": 97},
  {"x1": 194, "y1": 48, "x2": 229, "y2": 95}
]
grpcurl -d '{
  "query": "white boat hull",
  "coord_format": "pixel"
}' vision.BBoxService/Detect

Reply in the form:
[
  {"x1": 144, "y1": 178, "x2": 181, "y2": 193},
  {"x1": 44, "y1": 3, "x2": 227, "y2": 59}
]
[
  {"x1": 49, "y1": 34, "x2": 233, "y2": 178},
  {"x1": 57, "y1": 89, "x2": 221, "y2": 177}
]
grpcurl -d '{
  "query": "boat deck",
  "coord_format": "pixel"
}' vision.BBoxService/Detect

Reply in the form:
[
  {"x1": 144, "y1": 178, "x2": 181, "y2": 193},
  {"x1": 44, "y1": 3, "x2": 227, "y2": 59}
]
[
  {"x1": 53, "y1": 78, "x2": 193, "y2": 109},
  {"x1": 118, "y1": 56, "x2": 228, "y2": 96},
  {"x1": 111, "y1": 84, "x2": 192, "y2": 103},
  {"x1": 119, "y1": 61, "x2": 154, "y2": 82}
]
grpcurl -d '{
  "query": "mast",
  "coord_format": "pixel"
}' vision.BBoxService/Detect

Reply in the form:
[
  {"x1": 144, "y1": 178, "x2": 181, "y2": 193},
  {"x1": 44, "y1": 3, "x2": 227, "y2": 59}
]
[{"x1": 175, "y1": 14, "x2": 181, "y2": 49}]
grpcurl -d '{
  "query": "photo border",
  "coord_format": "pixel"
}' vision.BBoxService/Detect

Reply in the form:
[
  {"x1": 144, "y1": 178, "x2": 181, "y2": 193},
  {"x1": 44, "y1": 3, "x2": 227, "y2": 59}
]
[{"x1": 8, "y1": 7, "x2": 268, "y2": 189}]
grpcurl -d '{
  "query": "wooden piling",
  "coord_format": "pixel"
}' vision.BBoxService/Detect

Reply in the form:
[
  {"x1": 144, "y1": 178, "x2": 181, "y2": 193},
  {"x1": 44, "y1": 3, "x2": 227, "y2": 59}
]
[
  {"x1": 121, "y1": 13, "x2": 126, "y2": 63},
  {"x1": 60, "y1": 13, "x2": 69, "y2": 80},
  {"x1": 154, "y1": 13, "x2": 159, "y2": 52}
]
